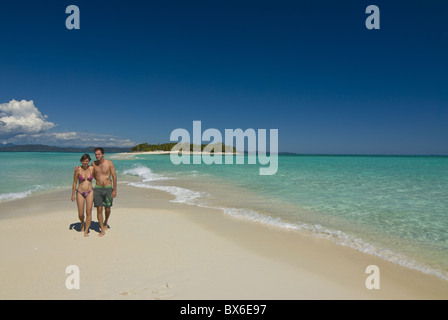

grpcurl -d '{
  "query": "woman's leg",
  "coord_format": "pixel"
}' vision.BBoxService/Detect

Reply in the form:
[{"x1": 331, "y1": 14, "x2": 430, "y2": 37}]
[
  {"x1": 76, "y1": 192, "x2": 85, "y2": 232},
  {"x1": 84, "y1": 191, "x2": 93, "y2": 237}
]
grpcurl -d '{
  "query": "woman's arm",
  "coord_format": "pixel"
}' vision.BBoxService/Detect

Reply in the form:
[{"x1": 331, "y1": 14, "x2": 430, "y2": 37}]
[{"x1": 71, "y1": 171, "x2": 79, "y2": 201}]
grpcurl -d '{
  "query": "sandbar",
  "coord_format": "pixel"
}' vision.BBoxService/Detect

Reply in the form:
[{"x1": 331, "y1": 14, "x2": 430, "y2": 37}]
[{"x1": 0, "y1": 184, "x2": 447, "y2": 300}]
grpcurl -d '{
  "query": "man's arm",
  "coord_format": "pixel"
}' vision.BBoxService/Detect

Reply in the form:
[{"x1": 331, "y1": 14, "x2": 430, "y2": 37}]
[
  {"x1": 110, "y1": 161, "x2": 117, "y2": 198},
  {"x1": 74, "y1": 162, "x2": 93, "y2": 172}
]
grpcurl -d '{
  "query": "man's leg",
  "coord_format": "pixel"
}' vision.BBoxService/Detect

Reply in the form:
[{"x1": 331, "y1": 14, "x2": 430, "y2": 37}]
[
  {"x1": 97, "y1": 206, "x2": 106, "y2": 237},
  {"x1": 103, "y1": 187, "x2": 113, "y2": 231},
  {"x1": 104, "y1": 207, "x2": 111, "y2": 230}
]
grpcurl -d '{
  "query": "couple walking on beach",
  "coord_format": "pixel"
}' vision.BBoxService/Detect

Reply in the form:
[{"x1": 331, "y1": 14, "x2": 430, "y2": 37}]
[{"x1": 71, "y1": 147, "x2": 117, "y2": 237}]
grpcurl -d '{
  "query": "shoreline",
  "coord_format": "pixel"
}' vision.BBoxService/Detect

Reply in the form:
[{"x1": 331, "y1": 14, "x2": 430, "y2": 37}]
[
  {"x1": 1, "y1": 184, "x2": 447, "y2": 299},
  {"x1": 120, "y1": 151, "x2": 241, "y2": 155}
]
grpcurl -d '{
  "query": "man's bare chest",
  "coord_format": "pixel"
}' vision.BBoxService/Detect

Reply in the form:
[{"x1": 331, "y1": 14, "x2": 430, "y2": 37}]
[{"x1": 95, "y1": 162, "x2": 111, "y2": 175}]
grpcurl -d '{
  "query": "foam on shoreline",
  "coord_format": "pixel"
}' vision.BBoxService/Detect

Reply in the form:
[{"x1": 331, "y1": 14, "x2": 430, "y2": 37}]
[{"x1": 122, "y1": 164, "x2": 448, "y2": 282}]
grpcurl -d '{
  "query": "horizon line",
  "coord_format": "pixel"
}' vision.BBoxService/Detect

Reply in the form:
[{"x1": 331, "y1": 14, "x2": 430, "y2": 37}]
[{"x1": 1, "y1": 143, "x2": 447, "y2": 157}]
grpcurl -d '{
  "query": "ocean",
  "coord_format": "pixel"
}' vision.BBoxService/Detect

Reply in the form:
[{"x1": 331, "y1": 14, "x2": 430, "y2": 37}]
[{"x1": 1, "y1": 152, "x2": 447, "y2": 280}]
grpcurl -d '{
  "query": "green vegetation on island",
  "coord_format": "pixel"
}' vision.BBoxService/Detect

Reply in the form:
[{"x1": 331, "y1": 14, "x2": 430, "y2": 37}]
[{"x1": 130, "y1": 142, "x2": 237, "y2": 153}]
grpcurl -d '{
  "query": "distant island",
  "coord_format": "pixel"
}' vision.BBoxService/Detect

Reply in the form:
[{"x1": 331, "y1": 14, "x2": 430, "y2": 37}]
[
  {"x1": 130, "y1": 142, "x2": 237, "y2": 153},
  {"x1": 0, "y1": 142, "x2": 237, "y2": 154},
  {"x1": 0, "y1": 144, "x2": 131, "y2": 153},
  {"x1": 0, "y1": 143, "x2": 295, "y2": 155}
]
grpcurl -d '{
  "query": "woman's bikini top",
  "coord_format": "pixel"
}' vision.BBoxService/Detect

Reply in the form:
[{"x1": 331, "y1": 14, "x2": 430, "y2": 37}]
[{"x1": 79, "y1": 173, "x2": 94, "y2": 182}]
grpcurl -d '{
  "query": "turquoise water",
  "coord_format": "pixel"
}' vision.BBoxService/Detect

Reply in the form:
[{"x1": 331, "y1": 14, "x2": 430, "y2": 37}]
[{"x1": 1, "y1": 152, "x2": 447, "y2": 280}]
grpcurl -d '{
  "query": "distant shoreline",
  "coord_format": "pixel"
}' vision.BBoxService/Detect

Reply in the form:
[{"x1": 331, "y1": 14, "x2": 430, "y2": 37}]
[
  {"x1": 0, "y1": 144, "x2": 130, "y2": 153},
  {"x1": 1, "y1": 144, "x2": 447, "y2": 157},
  {"x1": 126, "y1": 150, "x2": 240, "y2": 155}
]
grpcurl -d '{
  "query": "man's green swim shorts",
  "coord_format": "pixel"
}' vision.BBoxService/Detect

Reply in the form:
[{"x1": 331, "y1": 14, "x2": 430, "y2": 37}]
[{"x1": 94, "y1": 185, "x2": 113, "y2": 208}]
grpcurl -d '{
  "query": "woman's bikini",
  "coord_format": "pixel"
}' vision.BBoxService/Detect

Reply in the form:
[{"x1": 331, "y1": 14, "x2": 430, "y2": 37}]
[{"x1": 77, "y1": 170, "x2": 94, "y2": 198}]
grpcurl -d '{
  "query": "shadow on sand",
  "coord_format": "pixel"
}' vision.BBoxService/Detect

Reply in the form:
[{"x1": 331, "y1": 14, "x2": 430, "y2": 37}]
[{"x1": 69, "y1": 221, "x2": 110, "y2": 234}]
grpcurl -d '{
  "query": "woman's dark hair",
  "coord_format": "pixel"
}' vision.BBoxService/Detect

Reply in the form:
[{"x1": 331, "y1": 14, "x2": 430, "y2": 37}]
[{"x1": 80, "y1": 153, "x2": 91, "y2": 162}]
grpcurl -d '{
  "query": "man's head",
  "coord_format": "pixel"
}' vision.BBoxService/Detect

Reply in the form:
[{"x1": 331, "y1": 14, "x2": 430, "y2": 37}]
[{"x1": 94, "y1": 147, "x2": 105, "y2": 161}]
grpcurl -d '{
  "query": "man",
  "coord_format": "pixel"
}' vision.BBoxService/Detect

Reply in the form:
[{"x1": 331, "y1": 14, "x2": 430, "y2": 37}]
[{"x1": 77, "y1": 147, "x2": 117, "y2": 237}]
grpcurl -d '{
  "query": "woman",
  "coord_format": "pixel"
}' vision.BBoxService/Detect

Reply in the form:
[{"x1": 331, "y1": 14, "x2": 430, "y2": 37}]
[{"x1": 71, "y1": 153, "x2": 95, "y2": 237}]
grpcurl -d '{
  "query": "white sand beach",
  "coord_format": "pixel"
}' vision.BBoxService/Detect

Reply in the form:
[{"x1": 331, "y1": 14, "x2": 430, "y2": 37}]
[{"x1": 0, "y1": 183, "x2": 447, "y2": 300}]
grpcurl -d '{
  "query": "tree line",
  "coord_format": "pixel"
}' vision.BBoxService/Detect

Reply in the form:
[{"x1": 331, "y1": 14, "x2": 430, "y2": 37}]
[{"x1": 130, "y1": 142, "x2": 236, "y2": 153}]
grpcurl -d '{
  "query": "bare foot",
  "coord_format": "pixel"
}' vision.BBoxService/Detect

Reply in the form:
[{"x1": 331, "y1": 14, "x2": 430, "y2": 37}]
[
  {"x1": 84, "y1": 232, "x2": 90, "y2": 237},
  {"x1": 98, "y1": 230, "x2": 105, "y2": 237}
]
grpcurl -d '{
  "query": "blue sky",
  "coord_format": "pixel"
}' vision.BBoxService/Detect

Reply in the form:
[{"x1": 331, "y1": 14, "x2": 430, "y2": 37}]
[{"x1": 0, "y1": 0, "x2": 447, "y2": 154}]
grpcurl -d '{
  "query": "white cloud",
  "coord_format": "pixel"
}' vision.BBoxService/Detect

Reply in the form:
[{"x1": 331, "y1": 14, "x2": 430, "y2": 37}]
[
  {"x1": 0, "y1": 100, "x2": 56, "y2": 138},
  {"x1": 0, "y1": 100, "x2": 134, "y2": 147}
]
